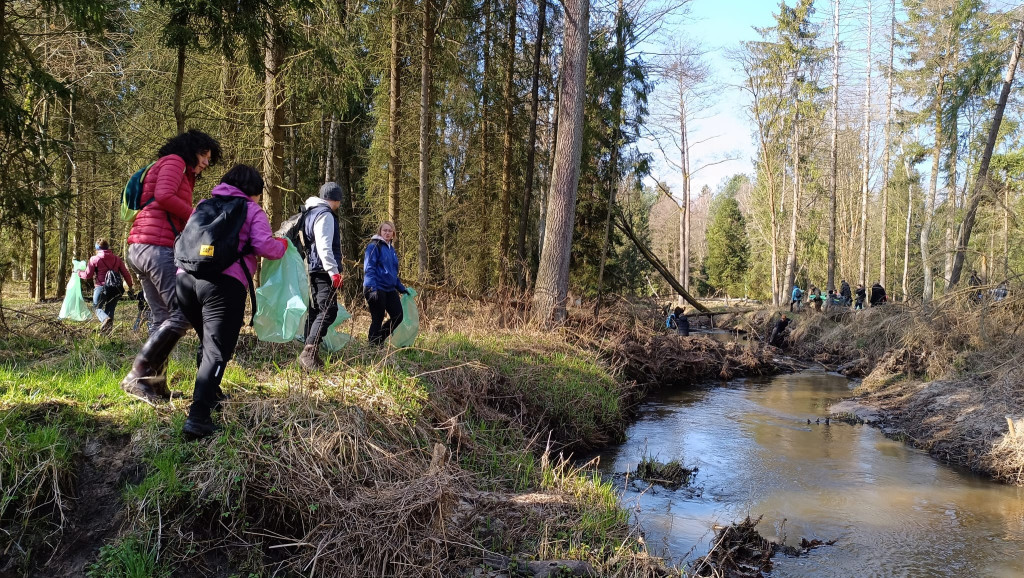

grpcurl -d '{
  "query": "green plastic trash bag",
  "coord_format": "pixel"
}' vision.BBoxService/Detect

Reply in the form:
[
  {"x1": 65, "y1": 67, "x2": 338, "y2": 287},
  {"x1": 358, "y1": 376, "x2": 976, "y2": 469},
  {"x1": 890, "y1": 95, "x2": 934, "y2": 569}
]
[
  {"x1": 389, "y1": 288, "x2": 419, "y2": 348},
  {"x1": 59, "y1": 260, "x2": 92, "y2": 322},
  {"x1": 321, "y1": 306, "x2": 352, "y2": 352},
  {"x1": 254, "y1": 240, "x2": 309, "y2": 342}
]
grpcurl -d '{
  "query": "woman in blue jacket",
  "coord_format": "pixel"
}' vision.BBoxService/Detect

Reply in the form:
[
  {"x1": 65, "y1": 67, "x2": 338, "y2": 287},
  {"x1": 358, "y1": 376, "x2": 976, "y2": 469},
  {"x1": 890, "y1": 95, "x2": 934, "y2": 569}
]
[{"x1": 363, "y1": 221, "x2": 408, "y2": 346}]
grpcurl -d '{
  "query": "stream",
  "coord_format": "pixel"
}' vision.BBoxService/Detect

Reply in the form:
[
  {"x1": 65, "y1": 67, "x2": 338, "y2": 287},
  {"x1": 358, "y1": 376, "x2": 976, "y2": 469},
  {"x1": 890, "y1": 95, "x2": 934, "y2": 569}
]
[{"x1": 593, "y1": 367, "x2": 1024, "y2": 576}]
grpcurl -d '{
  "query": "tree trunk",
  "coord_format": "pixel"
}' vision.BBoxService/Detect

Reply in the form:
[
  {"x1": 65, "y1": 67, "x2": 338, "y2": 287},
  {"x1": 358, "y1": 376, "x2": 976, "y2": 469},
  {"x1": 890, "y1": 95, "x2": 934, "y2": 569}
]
[
  {"x1": 596, "y1": 0, "x2": 624, "y2": 316},
  {"x1": 475, "y1": 0, "x2": 493, "y2": 292},
  {"x1": 858, "y1": 0, "x2": 871, "y2": 287},
  {"x1": 325, "y1": 115, "x2": 337, "y2": 182},
  {"x1": 531, "y1": 0, "x2": 588, "y2": 326},
  {"x1": 220, "y1": 54, "x2": 239, "y2": 166},
  {"x1": 516, "y1": 0, "x2": 547, "y2": 289},
  {"x1": 879, "y1": 0, "x2": 895, "y2": 289},
  {"x1": 497, "y1": 0, "x2": 518, "y2": 285},
  {"x1": 947, "y1": 21, "x2": 1023, "y2": 289},
  {"x1": 388, "y1": 0, "x2": 402, "y2": 224},
  {"x1": 613, "y1": 208, "x2": 707, "y2": 312},
  {"x1": 57, "y1": 94, "x2": 75, "y2": 298},
  {"x1": 827, "y1": 0, "x2": 840, "y2": 292},
  {"x1": 783, "y1": 113, "x2": 799, "y2": 302},
  {"x1": 418, "y1": 0, "x2": 436, "y2": 278},
  {"x1": 679, "y1": 95, "x2": 690, "y2": 294},
  {"x1": 538, "y1": 79, "x2": 558, "y2": 260},
  {"x1": 921, "y1": 78, "x2": 944, "y2": 302},
  {"x1": 262, "y1": 22, "x2": 286, "y2": 229},
  {"x1": 173, "y1": 43, "x2": 186, "y2": 133}
]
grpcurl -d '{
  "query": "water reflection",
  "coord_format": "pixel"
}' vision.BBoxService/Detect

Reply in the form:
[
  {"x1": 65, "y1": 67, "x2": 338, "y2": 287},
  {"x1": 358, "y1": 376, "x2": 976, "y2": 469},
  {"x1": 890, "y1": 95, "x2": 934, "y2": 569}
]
[{"x1": 595, "y1": 369, "x2": 1024, "y2": 577}]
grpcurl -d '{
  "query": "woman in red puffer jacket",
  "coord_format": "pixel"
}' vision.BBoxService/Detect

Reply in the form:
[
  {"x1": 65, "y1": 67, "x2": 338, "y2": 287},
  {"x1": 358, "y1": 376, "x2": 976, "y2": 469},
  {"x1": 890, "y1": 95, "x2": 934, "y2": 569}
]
[{"x1": 121, "y1": 129, "x2": 222, "y2": 405}]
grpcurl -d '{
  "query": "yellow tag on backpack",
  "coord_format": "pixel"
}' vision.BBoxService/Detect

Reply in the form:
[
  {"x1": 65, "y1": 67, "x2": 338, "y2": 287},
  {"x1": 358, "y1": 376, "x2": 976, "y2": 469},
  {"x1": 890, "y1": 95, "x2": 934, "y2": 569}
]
[{"x1": 199, "y1": 245, "x2": 215, "y2": 257}]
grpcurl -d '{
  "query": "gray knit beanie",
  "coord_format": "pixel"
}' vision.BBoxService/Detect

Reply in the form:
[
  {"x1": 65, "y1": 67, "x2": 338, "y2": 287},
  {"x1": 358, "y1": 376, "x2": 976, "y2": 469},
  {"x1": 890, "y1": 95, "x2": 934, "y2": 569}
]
[{"x1": 319, "y1": 182, "x2": 343, "y2": 201}]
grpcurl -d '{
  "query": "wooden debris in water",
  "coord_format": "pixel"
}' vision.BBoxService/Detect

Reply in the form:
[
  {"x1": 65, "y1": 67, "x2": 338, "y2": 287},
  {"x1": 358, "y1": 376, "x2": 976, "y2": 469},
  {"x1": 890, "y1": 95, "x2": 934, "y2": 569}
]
[
  {"x1": 633, "y1": 457, "x2": 696, "y2": 490},
  {"x1": 690, "y1": 515, "x2": 836, "y2": 578}
]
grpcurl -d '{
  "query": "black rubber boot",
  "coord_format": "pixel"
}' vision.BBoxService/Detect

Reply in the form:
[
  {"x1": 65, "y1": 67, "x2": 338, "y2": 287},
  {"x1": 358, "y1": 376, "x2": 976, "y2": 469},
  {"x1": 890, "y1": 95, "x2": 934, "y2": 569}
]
[{"x1": 121, "y1": 327, "x2": 183, "y2": 401}]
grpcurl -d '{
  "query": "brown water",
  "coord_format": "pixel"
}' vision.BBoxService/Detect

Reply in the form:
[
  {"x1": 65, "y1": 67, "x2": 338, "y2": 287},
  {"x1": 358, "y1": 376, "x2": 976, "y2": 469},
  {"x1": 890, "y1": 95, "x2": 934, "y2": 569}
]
[{"x1": 595, "y1": 368, "x2": 1024, "y2": 577}]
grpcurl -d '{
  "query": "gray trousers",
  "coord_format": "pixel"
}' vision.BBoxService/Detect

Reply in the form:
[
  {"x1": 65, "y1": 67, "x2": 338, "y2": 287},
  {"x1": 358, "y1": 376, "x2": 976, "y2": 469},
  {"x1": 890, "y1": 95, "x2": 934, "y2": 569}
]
[{"x1": 127, "y1": 243, "x2": 190, "y2": 337}]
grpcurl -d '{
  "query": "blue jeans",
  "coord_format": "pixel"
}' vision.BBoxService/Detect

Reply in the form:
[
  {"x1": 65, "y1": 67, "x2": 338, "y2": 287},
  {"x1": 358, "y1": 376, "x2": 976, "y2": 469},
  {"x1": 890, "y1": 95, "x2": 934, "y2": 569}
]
[{"x1": 93, "y1": 286, "x2": 117, "y2": 322}]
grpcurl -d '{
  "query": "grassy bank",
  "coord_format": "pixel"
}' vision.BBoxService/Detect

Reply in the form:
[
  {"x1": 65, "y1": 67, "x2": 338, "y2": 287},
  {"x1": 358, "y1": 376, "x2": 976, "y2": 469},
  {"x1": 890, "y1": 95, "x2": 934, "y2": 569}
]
[
  {"x1": 0, "y1": 289, "x2": 676, "y2": 577},
  {"x1": 724, "y1": 293, "x2": 1024, "y2": 486}
]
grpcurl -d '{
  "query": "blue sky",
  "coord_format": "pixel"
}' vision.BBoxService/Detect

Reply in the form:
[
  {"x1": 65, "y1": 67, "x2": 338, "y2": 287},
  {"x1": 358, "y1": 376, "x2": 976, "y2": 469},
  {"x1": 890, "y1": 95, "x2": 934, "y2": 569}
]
[{"x1": 642, "y1": 0, "x2": 785, "y2": 198}]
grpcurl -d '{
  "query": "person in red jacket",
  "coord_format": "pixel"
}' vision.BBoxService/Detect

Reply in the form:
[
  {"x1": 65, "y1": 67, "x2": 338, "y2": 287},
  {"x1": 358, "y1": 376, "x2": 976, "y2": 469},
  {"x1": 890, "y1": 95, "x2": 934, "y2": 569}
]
[
  {"x1": 121, "y1": 129, "x2": 222, "y2": 404},
  {"x1": 80, "y1": 239, "x2": 133, "y2": 334}
]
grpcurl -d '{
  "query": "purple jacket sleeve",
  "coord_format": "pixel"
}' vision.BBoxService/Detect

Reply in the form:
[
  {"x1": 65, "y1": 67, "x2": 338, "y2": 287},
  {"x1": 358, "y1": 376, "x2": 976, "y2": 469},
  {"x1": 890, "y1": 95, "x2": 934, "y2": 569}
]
[{"x1": 248, "y1": 204, "x2": 286, "y2": 260}]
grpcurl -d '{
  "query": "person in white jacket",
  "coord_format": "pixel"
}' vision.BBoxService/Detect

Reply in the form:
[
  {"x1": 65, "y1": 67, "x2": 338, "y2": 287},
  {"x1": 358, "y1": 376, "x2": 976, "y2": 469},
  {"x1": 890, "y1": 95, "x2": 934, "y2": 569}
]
[{"x1": 298, "y1": 182, "x2": 344, "y2": 370}]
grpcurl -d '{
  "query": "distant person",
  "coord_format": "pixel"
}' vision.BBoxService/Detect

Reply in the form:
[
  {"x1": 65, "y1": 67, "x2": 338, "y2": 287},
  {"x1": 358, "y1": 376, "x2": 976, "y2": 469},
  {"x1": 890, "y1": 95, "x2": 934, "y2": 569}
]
[
  {"x1": 769, "y1": 314, "x2": 790, "y2": 347},
  {"x1": 80, "y1": 239, "x2": 134, "y2": 334},
  {"x1": 667, "y1": 307, "x2": 690, "y2": 336},
  {"x1": 839, "y1": 279, "x2": 852, "y2": 307},
  {"x1": 854, "y1": 284, "x2": 866, "y2": 310},
  {"x1": 992, "y1": 282, "x2": 1008, "y2": 302},
  {"x1": 968, "y1": 270, "x2": 983, "y2": 302},
  {"x1": 809, "y1": 286, "x2": 823, "y2": 312},
  {"x1": 790, "y1": 284, "x2": 803, "y2": 313},
  {"x1": 364, "y1": 221, "x2": 408, "y2": 346},
  {"x1": 869, "y1": 282, "x2": 887, "y2": 307},
  {"x1": 121, "y1": 130, "x2": 222, "y2": 403},
  {"x1": 299, "y1": 182, "x2": 345, "y2": 371},
  {"x1": 174, "y1": 165, "x2": 287, "y2": 438}
]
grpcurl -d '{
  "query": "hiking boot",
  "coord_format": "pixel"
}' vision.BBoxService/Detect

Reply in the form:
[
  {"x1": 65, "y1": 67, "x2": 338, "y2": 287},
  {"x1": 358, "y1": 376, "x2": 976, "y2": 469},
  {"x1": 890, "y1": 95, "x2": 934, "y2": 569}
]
[
  {"x1": 121, "y1": 327, "x2": 182, "y2": 399},
  {"x1": 100, "y1": 318, "x2": 114, "y2": 334},
  {"x1": 298, "y1": 343, "x2": 323, "y2": 371},
  {"x1": 182, "y1": 417, "x2": 221, "y2": 440},
  {"x1": 121, "y1": 380, "x2": 163, "y2": 406}
]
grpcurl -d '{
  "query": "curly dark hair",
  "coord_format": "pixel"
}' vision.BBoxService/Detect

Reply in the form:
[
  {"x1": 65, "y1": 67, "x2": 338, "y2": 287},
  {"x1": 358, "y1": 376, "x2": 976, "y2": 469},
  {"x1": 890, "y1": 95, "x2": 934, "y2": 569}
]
[
  {"x1": 220, "y1": 164, "x2": 264, "y2": 198},
  {"x1": 157, "y1": 129, "x2": 223, "y2": 168}
]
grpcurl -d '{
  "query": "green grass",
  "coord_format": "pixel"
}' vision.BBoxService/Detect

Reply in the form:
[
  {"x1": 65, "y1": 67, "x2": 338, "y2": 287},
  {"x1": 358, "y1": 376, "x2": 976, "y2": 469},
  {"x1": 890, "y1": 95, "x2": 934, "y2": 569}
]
[{"x1": 86, "y1": 534, "x2": 170, "y2": 578}]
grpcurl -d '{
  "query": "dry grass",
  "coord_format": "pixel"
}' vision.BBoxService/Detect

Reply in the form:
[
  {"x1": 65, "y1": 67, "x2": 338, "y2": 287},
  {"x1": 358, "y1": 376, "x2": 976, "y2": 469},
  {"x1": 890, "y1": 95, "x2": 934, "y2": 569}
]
[{"x1": 2, "y1": 284, "x2": 685, "y2": 576}]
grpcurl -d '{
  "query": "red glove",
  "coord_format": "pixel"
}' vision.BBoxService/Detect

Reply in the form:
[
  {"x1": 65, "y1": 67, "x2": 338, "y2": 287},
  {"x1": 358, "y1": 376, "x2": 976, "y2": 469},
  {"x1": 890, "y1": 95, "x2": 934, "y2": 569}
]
[
  {"x1": 331, "y1": 274, "x2": 343, "y2": 289},
  {"x1": 277, "y1": 238, "x2": 289, "y2": 252}
]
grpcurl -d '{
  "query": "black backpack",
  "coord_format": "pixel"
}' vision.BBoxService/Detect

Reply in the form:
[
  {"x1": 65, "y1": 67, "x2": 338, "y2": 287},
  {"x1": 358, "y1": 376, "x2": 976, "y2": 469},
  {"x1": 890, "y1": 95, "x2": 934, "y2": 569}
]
[
  {"x1": 98, "y1": 268, "x2": 125, "y2": 306},
  {"x1": 275, "y1": 207, "x2": 309, "y2": 259},
  {"x1": 174, "y1": 196, "x2": 257, "y2": 323}
]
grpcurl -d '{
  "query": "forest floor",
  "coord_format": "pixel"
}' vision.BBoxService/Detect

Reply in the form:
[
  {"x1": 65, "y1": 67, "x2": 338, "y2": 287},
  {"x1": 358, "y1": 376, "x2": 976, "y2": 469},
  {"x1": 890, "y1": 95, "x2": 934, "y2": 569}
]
[
  {"x1": 720, "y1": 291, "x2": 1024, "y2": 487},
  {"x1": 0, "y1": 284, "x2": 791, "y2": 578}
]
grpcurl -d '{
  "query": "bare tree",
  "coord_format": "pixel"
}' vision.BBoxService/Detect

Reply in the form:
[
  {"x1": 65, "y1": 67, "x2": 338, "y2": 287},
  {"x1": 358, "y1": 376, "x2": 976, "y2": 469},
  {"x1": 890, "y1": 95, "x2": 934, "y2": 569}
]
[
  {"x1": 879, "y1": 0, "x2": 895, "y2": 289},
  {"x1": 532, "y1": 0, "x2": 588, "y2": 326},
  {"x1": 827, "y1": 0, "x2": 840, "y2": 292},
  {"x1": 857, "y1": 0, "x2": 872, "y2": 287}
]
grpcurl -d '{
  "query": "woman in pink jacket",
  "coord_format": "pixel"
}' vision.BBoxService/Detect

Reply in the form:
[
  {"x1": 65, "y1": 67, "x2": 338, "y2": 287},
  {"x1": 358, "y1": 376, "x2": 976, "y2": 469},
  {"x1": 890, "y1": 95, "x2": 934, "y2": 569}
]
[
  {"x1": 175, "y1": 165, "x2": 287, "y2": 438},
  {"x1": 122, "y1": 130, "x2": 221, "y2": 404}
]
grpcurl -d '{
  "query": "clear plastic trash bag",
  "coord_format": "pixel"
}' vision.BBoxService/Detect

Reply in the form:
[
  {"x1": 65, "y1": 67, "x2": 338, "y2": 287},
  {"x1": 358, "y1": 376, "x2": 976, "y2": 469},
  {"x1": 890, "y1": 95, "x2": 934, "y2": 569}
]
[
  {"x1": 254, "y1": 240, "x2": 309, "y2": 343},
  {"x1": 389, "y1": 287, "x2": 419, "y2": 348},
  {"x1": 321, "y1": 305, "x2": 352, "y2": 352},
  {"x1": 59, "y1": 260, "x2": 92, "y2": 322}
]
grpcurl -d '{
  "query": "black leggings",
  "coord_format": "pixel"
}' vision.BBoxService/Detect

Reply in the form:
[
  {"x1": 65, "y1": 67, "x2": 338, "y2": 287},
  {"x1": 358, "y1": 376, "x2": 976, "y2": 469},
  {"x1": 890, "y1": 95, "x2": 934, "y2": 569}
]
[
  {"x1": 365, "y1": 288, "x2": 403, "y2": 345},
  {"x1": 176, "y1": 273, "x2": 246, "y2": 422}
]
